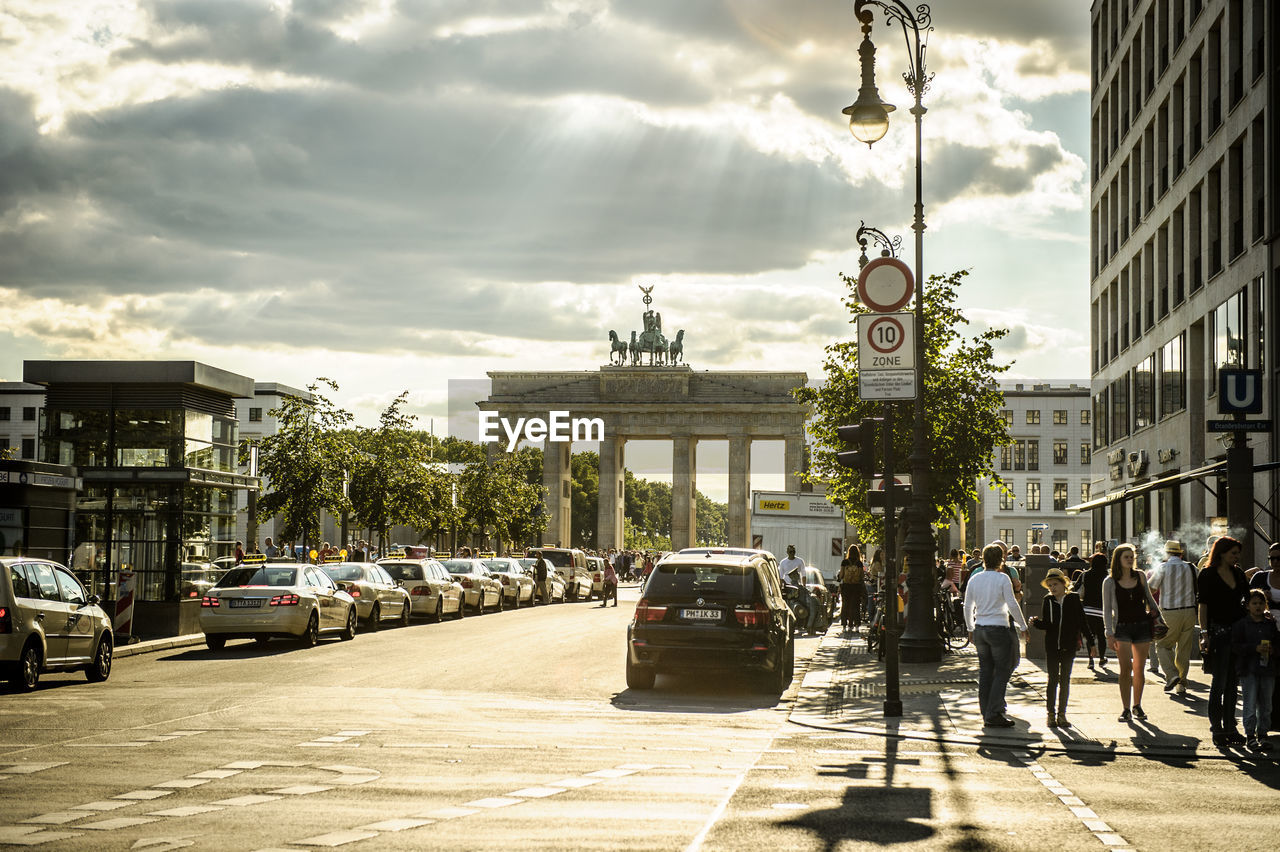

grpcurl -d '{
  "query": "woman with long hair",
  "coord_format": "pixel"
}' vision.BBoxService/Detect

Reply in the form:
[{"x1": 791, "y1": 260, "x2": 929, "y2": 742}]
[
  {"x1": 1198, "y1": 535, "x2": 1249, "y2": 746},
  {"x1": 838, "y1": 545, "x2": 866, "y2": 633},
  {"x1": 1102, "y1": 543, "x2": 1162, "y2": 722}
]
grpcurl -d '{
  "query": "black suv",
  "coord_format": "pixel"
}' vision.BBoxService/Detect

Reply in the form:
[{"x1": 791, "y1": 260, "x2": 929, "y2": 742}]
[{"x1": 626, "y1": 552, "x2": 794, "y2": 693}]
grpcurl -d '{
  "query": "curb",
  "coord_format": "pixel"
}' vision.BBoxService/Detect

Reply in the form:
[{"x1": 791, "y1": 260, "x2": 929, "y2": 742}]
[{"x1": 114, "y1": 634, "x2": 207, "y2": 659}]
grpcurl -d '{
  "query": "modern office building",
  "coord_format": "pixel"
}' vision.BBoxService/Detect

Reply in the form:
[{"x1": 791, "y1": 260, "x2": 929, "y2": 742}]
[
  {"x1": 0, "y1": 382, "x2": 46, "y2": 461},
  {"x1": 973, "y1": 383, "x2": 1094, "y2": 557},
  {"x1": 1085, "y1": 0, "x2": 1276, "y2": 565}
]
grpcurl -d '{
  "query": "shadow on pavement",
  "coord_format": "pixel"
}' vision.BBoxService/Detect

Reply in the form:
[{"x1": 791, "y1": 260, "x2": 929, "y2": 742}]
[
  {"x1": 157, "y1": 639, "x2": 332, "y2": 662},
  {"x1": 611, "y1": 670, "x2": 782, "y2": 713}
]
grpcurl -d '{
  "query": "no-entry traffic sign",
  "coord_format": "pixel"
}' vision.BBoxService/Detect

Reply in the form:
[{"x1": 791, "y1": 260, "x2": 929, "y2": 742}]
[{"x1": 857, "y1": 257, "x2": 914, "y2": 313}]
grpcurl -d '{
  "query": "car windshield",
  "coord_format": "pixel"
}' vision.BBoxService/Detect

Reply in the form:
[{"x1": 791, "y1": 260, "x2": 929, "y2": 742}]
[
  {"x1": 380, "y1": 563, "x2": 424, "y2": 582},
  {"x1": 482, "y1": 560, "x2": 512, "y2": 572},
  {"x1": 646, "y1": 563, "x2": 755, "y2": 597},
  {"x1": 321, "y1": 564, "x2": 365, "y2": 582},
  {"x1": 216, "y1": 567, "x2": 298, "y2": 588},
  {"x1": 441, "y1": 560, "x2": 475, "y2": 574},
  {"x1": 518, "y1": 558, "x2": 535, "y2": 568},
  {"x1": 533, "y1": 550, "x2": 573, "y2": 568}
]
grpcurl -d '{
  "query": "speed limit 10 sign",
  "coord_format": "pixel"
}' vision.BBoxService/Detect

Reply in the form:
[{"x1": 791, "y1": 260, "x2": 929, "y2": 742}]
[{"x1": 857, "y1": 313, "x2": 915, "y2": 370}]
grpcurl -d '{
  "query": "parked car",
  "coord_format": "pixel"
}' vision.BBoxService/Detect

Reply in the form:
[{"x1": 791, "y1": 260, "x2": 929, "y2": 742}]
[
  {"x1": 626, "y1": 552, "x2": 794, "y2": 694},
  {"x1": 482, "y1": 558, "x2": 536, "y2": 608},
  {"x1": 440, "y1": 559, "x2": 505, "y2": 614},
  {"x1": 587, "y1": 556, "x2": 608, "y2": 599},
  {"x1": 378, "y1": 557, "x2": 465, "y2": 621},
  {"x1": 528, "y1": 547, "x2": 592, "y2": 601},
  {"x1": 2, "y1": 557, "x2": 114, "y2": 691},
  {"x1": 320, "y1": 561, "x2": 412, "y2": 630},
  {"x1": 200, "y1": 559, "x2": 357, "y2": 650},
  {"x1": 518, "y1": 558, "x2": 567, "y2": 603}
]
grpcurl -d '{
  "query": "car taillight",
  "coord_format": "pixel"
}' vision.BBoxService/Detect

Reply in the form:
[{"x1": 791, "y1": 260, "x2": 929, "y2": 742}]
[
  {"x1": 0, "y1": 606, "x2": 10, "y2": 633},
  {"x1": 460, "y1": 578, "x2": 473, "y2": 588},
  {"x1": 349, "y1": 587, "x2": 361, "y2": 597},
  {"x1": 201, "y1": 596, "x2": 219, "y2": 608},
  {"x1": 410, "y1": 587, "x2": 429, "y2": 596},
  {"x1": 636, "y1": 598, "x2": 667, "y2": 623},
  {"x1": 269, "y1": 594, "x2": 300, "y2": 606},
  {"x1": 734, "y1": 602, "x2": 769, "y2": 629},
  {"x1": 594, "y1": 573, "x2": 601, "y2": 582},
  {"x1": 499, "y1": 576, "x2": 510, "y2": 585}
]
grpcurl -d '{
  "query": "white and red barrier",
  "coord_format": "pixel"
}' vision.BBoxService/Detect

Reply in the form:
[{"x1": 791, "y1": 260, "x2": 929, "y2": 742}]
[{"x1": 114, "y1": 570, "x2": 135, "y2": 636}]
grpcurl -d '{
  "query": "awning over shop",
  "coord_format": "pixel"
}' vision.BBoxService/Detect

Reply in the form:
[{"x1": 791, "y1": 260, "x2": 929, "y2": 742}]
[{"x1": 1065, "y1": 461, "x2": 1225, "y2": 514}]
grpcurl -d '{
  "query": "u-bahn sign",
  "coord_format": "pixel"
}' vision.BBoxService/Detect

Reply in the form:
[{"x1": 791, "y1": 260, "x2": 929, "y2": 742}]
[{"x1": 1218, "y1": 369, "x2": 1263, "y2": 414}]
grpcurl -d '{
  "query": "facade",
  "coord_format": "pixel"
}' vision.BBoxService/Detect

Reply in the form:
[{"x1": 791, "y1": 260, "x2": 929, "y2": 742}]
[
  {"x1": 233, "y1": 381, "x2": 312, "y2": 548},
  {"x1": 1088, "y1": 0, "x2": 1277, "y2": 565},
  {"x1": 974, "y1": 383, "x2": 1094, "y2": 556},
  {"x1": 0, "y1": 382, "x2": 45, "y2": 461},
  {"x1": 24, "y1": 361, "x2": 258, "y2": 636}
]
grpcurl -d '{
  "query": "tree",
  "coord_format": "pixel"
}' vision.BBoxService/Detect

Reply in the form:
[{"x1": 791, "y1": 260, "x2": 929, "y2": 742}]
[
  {"x1": 794, "y1": 269, "x2": 1012, "y2": 540},
  {"x1": 570, "y1": 451, "x2": 599, "y2": 548},
  {"x1": 255, "y1": 378, "x2": 353, "y2": 554},
  {"x1": 458, "y1": 451, "x2": 546, "y2": 553},
  {"x1": 695, "y1": 491, "x2": 727, "y2": 545}
]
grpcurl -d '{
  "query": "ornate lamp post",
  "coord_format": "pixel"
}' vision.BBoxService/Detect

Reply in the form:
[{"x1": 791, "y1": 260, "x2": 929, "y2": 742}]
[{"x1": 844, "y1": 0, "x2": 940, "y2": 662}]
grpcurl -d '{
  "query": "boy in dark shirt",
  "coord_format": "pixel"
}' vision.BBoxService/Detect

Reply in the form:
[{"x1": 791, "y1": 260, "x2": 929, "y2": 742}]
[{"x1": 1231, "y1": 589, "x2": 1279, "y2": 752}]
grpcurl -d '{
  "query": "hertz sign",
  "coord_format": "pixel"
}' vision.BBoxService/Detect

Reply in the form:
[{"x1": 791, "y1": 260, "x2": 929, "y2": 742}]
[{"x1": 760, "y1": 500, "x2": 790, "y2": 511}]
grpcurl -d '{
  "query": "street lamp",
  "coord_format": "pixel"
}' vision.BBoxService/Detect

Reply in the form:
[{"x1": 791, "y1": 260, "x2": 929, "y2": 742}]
[{"x1": 847, "y1": 0, "x2": 940, "y2": 662}]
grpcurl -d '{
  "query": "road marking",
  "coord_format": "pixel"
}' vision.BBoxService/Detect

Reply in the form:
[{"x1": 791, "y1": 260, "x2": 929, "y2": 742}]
[
  {"x1": 294, "y1": 829, "x2": 380, "y2": 847},
  {"x1": 0, "y1": 762, "x2": 68, "y2": 775},
  {"x1": 355, "y1": 819, "x2": 433, "y2": 832},
  {"x1": 1014, "y1": 754, "x2": 1130, "y2": 849},
  {"x1": 0, "y1": 826, "x2": 82, "y2": 846},
  {"x1": 72, "y1": 801, "x2": 133, "y2": 812},
  {"x1": 146, "y1": 806, "x2": 225, "y2": 818},
  {"x1": 21, "y1": 813, "x2": 86, "y2": 825},
  {"x1": 79, "y1": 817, "x2": 161, "y2": 831},
  {"x1": 210, "y1": 795, "x2": 283, "y2": 807},
  {"x1": 114, "y1": 791, "x2": 174, "y2": 801},
  {"x1": 299, "y1": 730, "x2": 372, "y2": 748},
  {"x1": 507, "y1": 786, "x2": 566, "y2": 798}
]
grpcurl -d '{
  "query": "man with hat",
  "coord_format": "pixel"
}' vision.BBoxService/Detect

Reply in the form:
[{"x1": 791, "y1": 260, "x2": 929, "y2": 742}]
[{"x1": 1149, "y1": 538, "x2": 1197, "y2": 697}]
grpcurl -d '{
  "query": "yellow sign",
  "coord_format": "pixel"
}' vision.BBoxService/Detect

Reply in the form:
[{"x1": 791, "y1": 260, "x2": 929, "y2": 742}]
[
  {"x1": 760, "y1": 500, "x2": 791, "y2": 511},
  {"x1": 241, "y1": 553, "x2": 267, "y2": 564},
  {"x1": 383, "y1": 550, "x2": 408, "y2": 561},
  {"x1": 323, "y1": 554, "x2": 344, "y2": 563},
  {"x1": 436, "y1": 552, "x2": 451, "y2": 559},
  {"x1": 479, "y1": 551, "x2": 497, "y2": 559}
]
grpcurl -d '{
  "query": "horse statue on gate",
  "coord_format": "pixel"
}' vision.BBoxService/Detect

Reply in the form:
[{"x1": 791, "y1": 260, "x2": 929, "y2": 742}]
[
  {"x1": 667, "y1": 329, "x2": 685, "y2": 365},
  {"x1": 607, "y1": 330, "x2": 629, "y2": 365},
  {"x1": 628, "y1": 330, "x2": 640, "y2": 365}
]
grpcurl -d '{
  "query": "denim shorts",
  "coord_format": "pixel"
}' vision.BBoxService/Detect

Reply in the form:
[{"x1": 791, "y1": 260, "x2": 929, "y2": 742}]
[{"x1": 1113, "y1": 619, "x2": 1153, "y2": 644}]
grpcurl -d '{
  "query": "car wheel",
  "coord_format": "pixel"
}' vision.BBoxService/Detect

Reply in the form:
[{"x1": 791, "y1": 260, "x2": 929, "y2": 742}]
[
  {"x1": 86, "y1": 636, "x2": 113, "y2": 683},
  {"x1": 455, "y1": 597, "x2": 466, "y2": 619},
  {"x1": 10, "y1": 643, "x2": 41, "y2": 692},
  {"x1": 510, "y1": 590, "x2": 519, "y2": 610},
  {"x1": 433, "y1": 599, "x2": 444, "y2": 623},
  {"x1": 205, "y1": 635, "x2": 226, "y2": 652},
  {"x1": 398, "y1": 599, "x2": 411, "y2": 628},
  {"x1": 300, "y1": 612, "x2": 320, "y2": 647},
  {"x1": 368, "y1": 603, "x2": 381, "y2": 631},
  {"x1": 341, "y1": 607, "x2": 357, "y2": 640},
  {"x1": 254, "y1": 635, "x2": 271, "y2": 646},
  {"x1": 495, "y1": 591, "x2": 504, "y2": 613},
  {"x1": 568, "y1": 585, "x2": 577, "y2": 603},
  {"x1": 760, "y1": 640, "x2": 793, "y2": 695},
  {"x1": 625, "y1": 655, "x2": 655, "y2": 690}
]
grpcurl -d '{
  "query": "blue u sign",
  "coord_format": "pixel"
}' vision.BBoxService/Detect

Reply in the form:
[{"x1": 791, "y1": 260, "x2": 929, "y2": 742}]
[{"x1": 1218, "y1": 369, "x2": 1263, "y2": 414}]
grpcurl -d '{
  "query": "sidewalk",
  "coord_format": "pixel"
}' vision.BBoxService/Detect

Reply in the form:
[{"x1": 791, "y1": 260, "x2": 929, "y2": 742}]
[
  {"x1": 113, "y1": 633, "x2": 206, "y2": 659},
  {"x1": 790, "y1": 627, "x2": 1247, "y2": 760}
]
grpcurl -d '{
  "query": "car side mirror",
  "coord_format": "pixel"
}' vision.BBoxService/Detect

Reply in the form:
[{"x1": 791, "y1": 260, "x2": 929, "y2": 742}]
[{"x1": 86, "y1": 594, "x2": 100, "y2": 606}]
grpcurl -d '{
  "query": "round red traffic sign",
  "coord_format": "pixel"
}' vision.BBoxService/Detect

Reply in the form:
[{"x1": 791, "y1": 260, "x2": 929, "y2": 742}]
[
  {"x1": 857, "y1": 257, "x2": 914, "y2": 313},
  {"x1": 866, "y1": 315, "x2": 906, "y2": 354}
]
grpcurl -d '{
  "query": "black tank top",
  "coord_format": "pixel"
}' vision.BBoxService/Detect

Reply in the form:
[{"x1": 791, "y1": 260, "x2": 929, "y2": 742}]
[{"x1": 1116, "y1": 580, "x2": 1147, "y2": 623}]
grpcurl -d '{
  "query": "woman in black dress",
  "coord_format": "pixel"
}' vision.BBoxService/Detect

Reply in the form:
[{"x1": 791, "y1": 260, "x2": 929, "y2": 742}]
[{"x1": 1198, "y1": 535, "x2": 1249, "y2": 746}]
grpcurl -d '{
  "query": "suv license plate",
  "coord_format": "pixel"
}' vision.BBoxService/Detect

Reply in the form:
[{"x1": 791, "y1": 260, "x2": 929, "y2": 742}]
[
  {"x1": 680, "y1": 608, "x2": 720, "y2": 621},
  {"x1": 229, "y1": 599, "x2": 264, "y2": 608}
]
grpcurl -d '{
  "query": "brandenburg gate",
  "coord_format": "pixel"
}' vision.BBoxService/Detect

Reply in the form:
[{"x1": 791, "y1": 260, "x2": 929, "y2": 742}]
[{"x1": 479, "y1": 366, "x2": 809, "y2": 550}]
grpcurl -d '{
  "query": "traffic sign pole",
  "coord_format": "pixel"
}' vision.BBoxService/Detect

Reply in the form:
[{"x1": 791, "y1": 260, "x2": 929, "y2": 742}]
[{"x1": 881, "y1": 401, "x2": 902, "y2": 718}]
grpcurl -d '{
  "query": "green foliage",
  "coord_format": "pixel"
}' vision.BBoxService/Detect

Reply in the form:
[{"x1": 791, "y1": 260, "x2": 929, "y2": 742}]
[
  {"x1": 570, "y1": 451, "x2": 599, "y2": 548},
  {"x1": 794, "y1": 269, "x2": 1012, "y2": 541},
  {"x1": 255, "y1": 378, "x2": 354, "y2": 551},
  {"x1": 458, "y1": 450, "x2": 546, "y2": 552},
  {"x1": 624, "y1": 517, "x2": 671, "y2": 551},
  {"x1": 695, "y1": 491, "x2": 727, "y2": 545}
]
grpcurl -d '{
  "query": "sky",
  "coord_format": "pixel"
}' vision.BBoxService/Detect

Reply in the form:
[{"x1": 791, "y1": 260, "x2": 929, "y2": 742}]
[{"x1": 0, "y1": 0, "x2": 1093, "y2": 499}]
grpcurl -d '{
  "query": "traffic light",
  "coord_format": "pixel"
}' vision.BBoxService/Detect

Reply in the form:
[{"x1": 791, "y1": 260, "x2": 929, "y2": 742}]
[{"x1": 835, "y1": 419, "x2": 878, "y2": 479}]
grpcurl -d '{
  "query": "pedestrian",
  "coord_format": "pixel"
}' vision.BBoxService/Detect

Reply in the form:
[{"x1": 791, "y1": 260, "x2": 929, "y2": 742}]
[
  {"x1": 964, "y1": 543, "x2": 1029, "y2": 728},
  {"x1": 780, "y1": 545, "x2": 817, "y2": 635},
  {"x1": 234, "y1": 541, "x2": 245, "y2": 564},
  {"x1": 1231, "y1": 589, "x2": 1278, "y2": 752},
  {"x1": 1248, "y1": 541, "x2": 1280, "y2": 734},
  {"x1": 1149, "y1": 539, "x2": 1197, "y2": 698},
  {"x1": 600, "y1": 557, "x2": 618, "y2": 607},
  {"x1": 263, "y1": 537, "x2": 279, "y2": 559},
  {"x1": 838, "y1": 545, "x2": 866, "y2": 633},
  {"x1": 1102, "y1": 543, "x2": 1163, "y2": 722},
  {"x1": 1079, "y1": 544, "x2": 1110, "y2": 669},
  {"x1": 1030, "y1": 567, "x2": 1086, "y2": 728},
  {"x1": 1061, "y1": 545, "x2": 1089, "y2": 586},
  {"x1": 533, "y1": 552, "x2": 550, "y2": 604},
  {"x1": 1198, "y1": 534, "x2": 1249, "y2": 747}
]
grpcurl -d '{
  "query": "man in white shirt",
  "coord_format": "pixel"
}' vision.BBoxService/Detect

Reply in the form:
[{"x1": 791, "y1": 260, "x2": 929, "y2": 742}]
[
  {"x1": 1149, "y1": 539, "x2": 1196, "y2": 696},
  {"x1": 779, "y1": 546, "x2": 817, "y2": 635},
  {"x1": 964, "y1": 543, "x2": 1029, "y2": 728}
]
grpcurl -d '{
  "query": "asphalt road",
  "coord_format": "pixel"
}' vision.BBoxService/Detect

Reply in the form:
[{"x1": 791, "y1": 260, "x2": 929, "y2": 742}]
[{"x1": 2, "y1": 585, "x2": 1278, "y2": 851}]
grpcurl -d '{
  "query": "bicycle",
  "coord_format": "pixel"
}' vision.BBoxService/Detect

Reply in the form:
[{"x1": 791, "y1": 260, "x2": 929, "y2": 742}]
[
  {"x1": 865, "y1": 591, "x2": 886, "y2": 661},
  {"x1": 936, "y1": 583, "x2": 970, "y2": 651}
]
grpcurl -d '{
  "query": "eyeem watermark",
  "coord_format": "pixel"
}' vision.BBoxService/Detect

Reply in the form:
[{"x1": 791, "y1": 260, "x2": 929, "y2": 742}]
[{"x1": 479, "y1": 410, "x2": 605, "y2": 451}]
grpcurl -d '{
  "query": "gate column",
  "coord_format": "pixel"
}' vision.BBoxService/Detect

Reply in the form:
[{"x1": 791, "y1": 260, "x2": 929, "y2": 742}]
[
  {"x1": 542, "y1": 439, "x2": 571, "y2": 547},
  {"x1": 784, "y1": 435, "x2": 805, "y2": 493},
  {"x1": 671, "y1": 434, "x2": 697, "y2": 550},
  {"x1": 597, "y1": 435, "x2": 626, "y2": 550},
  {"x1": 728, "y1": 435, "x2": 751, "y2": 547}
]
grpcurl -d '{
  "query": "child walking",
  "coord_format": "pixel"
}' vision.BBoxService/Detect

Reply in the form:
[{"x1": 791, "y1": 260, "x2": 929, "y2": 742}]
[
  {"x1": 1232, "y1": 589, "x2": 1279, "y2": 751},
  {"x1": 1031, "y1": 567, "x2": 1087, "y2": 728}
]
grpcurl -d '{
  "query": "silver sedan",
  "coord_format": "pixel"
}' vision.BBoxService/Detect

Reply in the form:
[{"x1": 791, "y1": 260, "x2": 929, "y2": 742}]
[{"x1": 482, "y1": 558, "x2": 536, "y2": 608}]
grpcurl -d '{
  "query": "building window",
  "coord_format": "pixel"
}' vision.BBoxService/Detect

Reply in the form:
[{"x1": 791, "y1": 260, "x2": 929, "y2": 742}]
[
  {"x1": 1000, "y1": 490, "x2": 1016, "y2": 511},
  {"x1": 1001, "y1": 410, "x2": 1013, "y2": 426},
  {"x1": 1052, "y1": 529, "x2": 1068, "y2": 552},
  {"x1": 248, "y1": 408, "x2": 263, "y2": 423},
  {"x1": 1081, "y1": 442, "x2": 1092, "y2": 465},
  {"x1": 1026, "y1": 482, "x2": 1041, "y2": 511},
  {"x1": 999, "y1": 528, "x2": 1015, "y2": 545},
  {"x1": 1133, "y1": 354, "x2": 1156, "y2": 429},
  {"x1": 1159, "y1": 333, "x2": 1186, "y2": 417},
  {"x1": 1212, "y1": 288, "x2": 1247, "y2": 387},
  {"x1": 1053, "y1": 409, "x2": 1068, "y2": 425},
  {"x1": 1000, "y1": 445, "x2": 1012, "y2": 471},
  {"x1": 1093, "y1": 390, "x2": 1109, "y2": 448},
  {"x1": 0, "y1": 407, "x2": 8, "y2": 420},
  {"x1": 1053, "y1": 441, "x2": 1068, "y2": 465},
  {"x1": 0, "y1": 437, "x2": 9, "y2": 453},
  {"x1": 1081, "y1": 409, "x2": 1091, "y2": 425},
  {"x1": 22, "y1": 407, "x2": 35, "y2": 421},
  {"x1": 1082, "y1": 530, "x2": 1092, "y2": 556},
  {"x1": 1109, "y1": 376, "x2": 1130, "y2": 440},
  {"x1": 1027, "y1": 529, "x2": 1039, "y2": 550},
  {"x1": 1053, "y1": 482, "x2": 1069, "y2": 511},
  {"x1": 1027, "y1": 440, "x2": 1040, "y2": 471},
  {"x1": 1081, "y1": 482, "x2": 1092, "y2": 504},
  {"x1": 21, "y1": 438, "x2": 35, "y2": 459},
  {"x1": 1026, "y1": 410, "x2": 1041, "y2": 425},
  {"x1": 1014, "y1": 442, "x2": 1025, "y2": 471}
]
